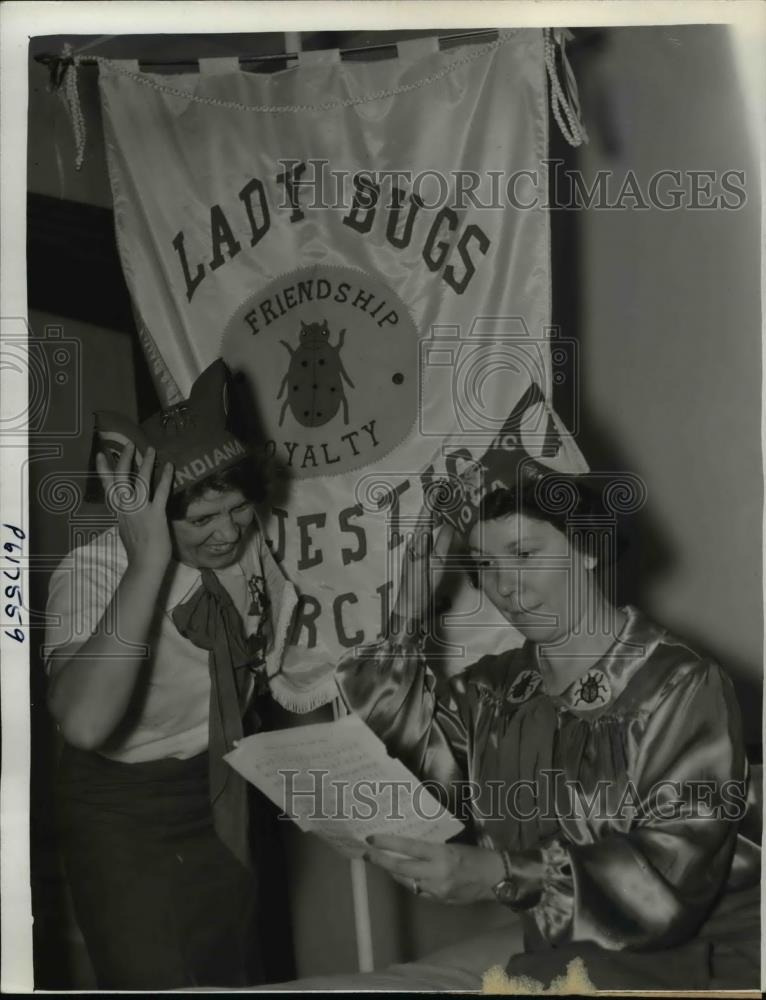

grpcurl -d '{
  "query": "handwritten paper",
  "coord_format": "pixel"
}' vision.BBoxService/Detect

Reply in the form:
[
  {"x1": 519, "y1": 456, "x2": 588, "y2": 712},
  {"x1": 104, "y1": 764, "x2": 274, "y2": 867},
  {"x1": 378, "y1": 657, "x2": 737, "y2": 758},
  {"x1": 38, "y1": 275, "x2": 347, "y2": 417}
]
[{"x1": 224, "y1": 714, "x2": 464, "y2": 858}]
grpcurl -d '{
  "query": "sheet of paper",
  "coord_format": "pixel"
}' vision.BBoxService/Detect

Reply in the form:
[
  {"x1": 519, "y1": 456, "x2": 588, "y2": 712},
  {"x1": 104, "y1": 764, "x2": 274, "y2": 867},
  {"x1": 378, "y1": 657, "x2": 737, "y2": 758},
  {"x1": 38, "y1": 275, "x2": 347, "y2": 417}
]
[{"x1": 225, "y1": 714, "x2": 464, "y2": 858}]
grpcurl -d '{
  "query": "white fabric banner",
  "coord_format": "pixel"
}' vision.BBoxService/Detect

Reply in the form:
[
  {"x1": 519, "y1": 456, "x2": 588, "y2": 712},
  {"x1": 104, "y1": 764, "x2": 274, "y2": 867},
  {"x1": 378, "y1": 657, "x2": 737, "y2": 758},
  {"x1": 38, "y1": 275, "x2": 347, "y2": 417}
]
[{"x1": 98, "y1": 29, "x2": 584, "y2": 711}]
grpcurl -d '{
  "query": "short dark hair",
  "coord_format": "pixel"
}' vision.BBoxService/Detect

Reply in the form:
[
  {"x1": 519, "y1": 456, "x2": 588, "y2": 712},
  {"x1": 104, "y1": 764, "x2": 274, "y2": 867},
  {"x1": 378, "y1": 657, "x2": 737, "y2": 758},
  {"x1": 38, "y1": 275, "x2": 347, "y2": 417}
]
[
  {"x1": 466, "y1": 477, "x2": 627, "y2": 588},
  {"x1": 167, "y1": 457, "x2": 267, "y2": 520}
]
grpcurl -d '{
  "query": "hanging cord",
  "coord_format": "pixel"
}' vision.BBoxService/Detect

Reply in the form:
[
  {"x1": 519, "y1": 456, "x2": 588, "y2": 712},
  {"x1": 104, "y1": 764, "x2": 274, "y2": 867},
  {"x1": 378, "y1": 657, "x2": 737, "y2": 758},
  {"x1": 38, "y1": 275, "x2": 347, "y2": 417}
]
[
  {"x1": 55, "y1": 44, "x2": 87, "y2": 170},
  {"x1": 543, "y1": 28, "x2": 589, "y2": 147},
  {"x1": 44, "y1": 30, "x2": 513, "y2": 170},
  {"x1": 51, "y1": 29, "x2": 586, "y2": 166},
  {"x1": 50, "y1": 34, "x2": 115, "y2": 170}
]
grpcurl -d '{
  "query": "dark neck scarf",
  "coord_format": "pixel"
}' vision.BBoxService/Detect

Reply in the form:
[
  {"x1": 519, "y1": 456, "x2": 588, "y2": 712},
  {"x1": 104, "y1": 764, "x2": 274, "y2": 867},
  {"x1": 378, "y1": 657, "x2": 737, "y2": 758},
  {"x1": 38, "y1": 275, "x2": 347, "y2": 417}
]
[{"x1": 172, "y1": 567, "x2": 261, "y2": 870}]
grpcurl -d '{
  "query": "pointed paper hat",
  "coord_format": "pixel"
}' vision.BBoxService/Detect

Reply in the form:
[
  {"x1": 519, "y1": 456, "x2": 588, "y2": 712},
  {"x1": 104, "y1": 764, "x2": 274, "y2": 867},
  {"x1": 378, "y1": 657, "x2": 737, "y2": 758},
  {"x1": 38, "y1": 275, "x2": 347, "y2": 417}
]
[
  {"x1": 424, "y1": 382, "x2": 588, "y2": 534},
  {"x1": 94, "y1": 360, "x2": 249, "y2": 494}
]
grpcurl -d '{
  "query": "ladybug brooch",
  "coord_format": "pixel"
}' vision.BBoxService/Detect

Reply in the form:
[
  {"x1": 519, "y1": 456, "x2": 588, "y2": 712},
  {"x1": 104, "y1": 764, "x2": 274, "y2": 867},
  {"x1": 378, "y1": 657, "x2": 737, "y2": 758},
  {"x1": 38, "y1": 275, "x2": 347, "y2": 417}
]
[
  {"x1": 506, "y1": 669, "x2": 542, "y2": 704},
  {"x1": 569, "y1": 669, "x2": 612, "y2": 711},
  {"x1": 277, "y1": 319, "x2": 355, "y2": 427}
]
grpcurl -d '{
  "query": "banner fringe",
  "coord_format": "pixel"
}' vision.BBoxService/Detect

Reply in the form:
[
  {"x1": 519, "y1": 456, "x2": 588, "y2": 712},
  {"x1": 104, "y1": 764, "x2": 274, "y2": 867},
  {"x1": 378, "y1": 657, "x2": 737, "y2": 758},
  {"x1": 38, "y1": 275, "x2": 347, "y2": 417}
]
[{"x1": 267, "y1": 671, "x2": 340, "y2": 714}]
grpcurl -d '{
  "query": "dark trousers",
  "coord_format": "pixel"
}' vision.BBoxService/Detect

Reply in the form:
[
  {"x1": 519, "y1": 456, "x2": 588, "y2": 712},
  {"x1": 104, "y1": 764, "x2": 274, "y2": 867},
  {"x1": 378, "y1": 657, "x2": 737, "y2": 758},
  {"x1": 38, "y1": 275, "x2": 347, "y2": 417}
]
[{"x1": 57, "y1": 743, "x2": 294, "y2": 989}]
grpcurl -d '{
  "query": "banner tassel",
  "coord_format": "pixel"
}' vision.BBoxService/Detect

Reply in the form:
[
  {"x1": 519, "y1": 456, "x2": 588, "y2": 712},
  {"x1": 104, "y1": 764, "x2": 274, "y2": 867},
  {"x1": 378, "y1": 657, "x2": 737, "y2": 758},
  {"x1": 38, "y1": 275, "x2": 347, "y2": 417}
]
[
  {"x1": 55, "y1": 44, "x2": 87, "y2": 171},
  {"x1": 544, "y1": 28, "x2": 589, "y2": 147}
]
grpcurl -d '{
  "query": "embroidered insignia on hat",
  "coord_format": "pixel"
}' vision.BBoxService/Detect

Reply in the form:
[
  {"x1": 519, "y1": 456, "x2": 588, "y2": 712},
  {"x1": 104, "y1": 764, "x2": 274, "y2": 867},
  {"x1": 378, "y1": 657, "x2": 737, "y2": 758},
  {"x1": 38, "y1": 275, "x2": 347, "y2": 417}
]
[
  {"x1": 506, "y1": 669, "x2": 543, "y2": 704},
  {"x1": 569, "y1": 668, "x2": 612, "y2": 710}
]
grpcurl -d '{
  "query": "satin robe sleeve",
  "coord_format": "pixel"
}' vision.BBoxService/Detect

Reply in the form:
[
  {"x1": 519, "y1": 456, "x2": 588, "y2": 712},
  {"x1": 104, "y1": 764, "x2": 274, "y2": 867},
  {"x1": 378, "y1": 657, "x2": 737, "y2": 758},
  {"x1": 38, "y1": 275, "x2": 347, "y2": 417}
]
[
  {"x1": 335, "y1": 638, "x2": 480, "y2": 811},
  {"x1": 527, "y1": 659, "x2": 748, "y2": 951}
]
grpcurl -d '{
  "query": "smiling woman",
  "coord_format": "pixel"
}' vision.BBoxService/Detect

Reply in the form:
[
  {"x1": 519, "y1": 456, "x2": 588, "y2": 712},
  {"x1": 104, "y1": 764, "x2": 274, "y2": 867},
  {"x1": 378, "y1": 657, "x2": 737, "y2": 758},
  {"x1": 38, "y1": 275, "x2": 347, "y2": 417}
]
[
  {"x1": 43, "y1": 360, "x2": 298, "y2": 989},
  {"x1": 167, "y1": 469, "x2": 264, "y2": 568}
]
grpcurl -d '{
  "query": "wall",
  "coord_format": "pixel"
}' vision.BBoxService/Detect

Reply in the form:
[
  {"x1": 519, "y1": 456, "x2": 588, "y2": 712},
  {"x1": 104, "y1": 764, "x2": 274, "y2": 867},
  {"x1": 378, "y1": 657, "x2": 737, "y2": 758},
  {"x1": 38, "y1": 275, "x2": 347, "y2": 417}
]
[{"x1": 573, "y1": 25, "x2": 762, "y2": 739}]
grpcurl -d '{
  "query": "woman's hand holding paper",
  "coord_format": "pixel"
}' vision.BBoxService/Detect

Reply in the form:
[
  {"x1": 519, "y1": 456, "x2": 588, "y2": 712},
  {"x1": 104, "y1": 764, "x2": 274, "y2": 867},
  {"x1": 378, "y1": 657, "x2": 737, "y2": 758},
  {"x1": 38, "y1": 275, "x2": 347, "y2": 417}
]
[{"x1": 363, "y1": 833, "x2": 504, "y2": 904}]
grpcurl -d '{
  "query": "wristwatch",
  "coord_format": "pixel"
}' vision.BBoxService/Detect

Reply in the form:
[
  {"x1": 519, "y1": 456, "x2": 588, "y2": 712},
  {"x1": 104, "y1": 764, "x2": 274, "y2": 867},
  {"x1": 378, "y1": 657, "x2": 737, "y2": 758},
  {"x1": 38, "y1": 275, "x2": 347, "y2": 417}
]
[
  {"x1": 491, "y1": 848, "x2": 517, "y2": 905},
  {"x1": 491, "y1": 848, "x2": 539, "y2": 910}
]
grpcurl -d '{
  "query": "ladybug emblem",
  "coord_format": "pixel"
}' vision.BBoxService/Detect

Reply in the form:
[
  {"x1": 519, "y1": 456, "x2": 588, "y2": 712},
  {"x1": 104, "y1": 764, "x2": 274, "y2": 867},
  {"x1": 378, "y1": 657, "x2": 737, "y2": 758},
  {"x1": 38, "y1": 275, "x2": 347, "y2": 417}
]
[
  {"x1": 277, "y1": 319, "x2": 355, "y2": 427},
  {"x1": 506, "y1": 669, "x2": 542, "y2": 704},
  {"x1": 570, "y1": 669, "x2": 611, "y2": 710}
]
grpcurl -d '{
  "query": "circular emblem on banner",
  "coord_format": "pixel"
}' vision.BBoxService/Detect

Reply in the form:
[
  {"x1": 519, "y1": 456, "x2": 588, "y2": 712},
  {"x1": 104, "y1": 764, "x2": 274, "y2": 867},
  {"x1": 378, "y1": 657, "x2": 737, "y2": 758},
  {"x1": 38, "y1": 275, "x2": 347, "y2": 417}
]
[{"x1": 221, "y1": 265, "x2": 418, "y2": 479}]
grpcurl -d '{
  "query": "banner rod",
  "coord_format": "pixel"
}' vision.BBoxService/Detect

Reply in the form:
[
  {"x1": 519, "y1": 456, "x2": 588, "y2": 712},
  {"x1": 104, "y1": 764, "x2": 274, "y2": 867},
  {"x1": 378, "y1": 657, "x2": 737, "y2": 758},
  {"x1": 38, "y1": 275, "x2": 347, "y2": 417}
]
[
  {"x1": 33, "y1": 29, "x2": 501, "y2": 71},
  {"x1": 331, "y1": 697, "x2": 374, "y2": 974}
]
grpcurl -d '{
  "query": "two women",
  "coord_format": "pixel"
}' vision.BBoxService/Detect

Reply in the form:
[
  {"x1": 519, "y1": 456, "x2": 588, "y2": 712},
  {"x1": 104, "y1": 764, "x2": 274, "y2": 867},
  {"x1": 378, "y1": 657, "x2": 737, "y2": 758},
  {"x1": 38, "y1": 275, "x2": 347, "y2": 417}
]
[{"x1": 47, "y1": 365, "x2": 760, "y2": 991}]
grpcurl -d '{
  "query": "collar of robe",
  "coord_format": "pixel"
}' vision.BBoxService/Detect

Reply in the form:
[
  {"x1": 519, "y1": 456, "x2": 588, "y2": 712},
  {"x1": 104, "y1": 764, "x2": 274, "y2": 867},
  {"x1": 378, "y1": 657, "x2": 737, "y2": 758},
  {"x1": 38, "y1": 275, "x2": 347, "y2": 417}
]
[{"x1": 507, "y1": 606, "x2": 666, "y2": 716}]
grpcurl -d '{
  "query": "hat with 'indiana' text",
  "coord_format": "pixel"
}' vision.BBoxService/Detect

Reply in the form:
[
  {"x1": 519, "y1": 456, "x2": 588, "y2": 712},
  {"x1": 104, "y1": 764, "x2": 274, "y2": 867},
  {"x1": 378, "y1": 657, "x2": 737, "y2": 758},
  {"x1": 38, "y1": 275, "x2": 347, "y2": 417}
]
[{"x1": 94, "y1": 360, "x2": 250, "y2": 494}]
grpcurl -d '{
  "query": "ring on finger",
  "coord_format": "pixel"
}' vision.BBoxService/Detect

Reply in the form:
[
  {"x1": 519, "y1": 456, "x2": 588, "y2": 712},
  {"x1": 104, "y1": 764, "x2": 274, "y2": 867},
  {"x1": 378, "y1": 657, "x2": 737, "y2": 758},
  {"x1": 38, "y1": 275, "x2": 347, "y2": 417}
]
[{"x1": 411, "y1": 878, "x2": 421, "y2": 895}]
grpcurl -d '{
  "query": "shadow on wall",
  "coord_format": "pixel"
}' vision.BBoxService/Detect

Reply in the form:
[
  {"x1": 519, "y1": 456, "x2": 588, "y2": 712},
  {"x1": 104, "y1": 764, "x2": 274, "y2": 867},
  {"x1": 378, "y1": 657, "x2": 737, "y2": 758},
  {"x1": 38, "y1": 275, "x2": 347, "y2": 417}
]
[
  {"x1": 551, "y1": 33, "x2": 673, "y2": 621},
  {"x1": 561, "y1": 25, "x2": 762, "y2": 744}
]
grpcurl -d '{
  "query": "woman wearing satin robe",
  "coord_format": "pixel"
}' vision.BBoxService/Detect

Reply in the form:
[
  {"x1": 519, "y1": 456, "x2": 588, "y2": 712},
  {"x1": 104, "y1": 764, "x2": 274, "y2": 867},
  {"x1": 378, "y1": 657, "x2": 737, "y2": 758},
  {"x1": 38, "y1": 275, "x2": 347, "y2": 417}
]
[
  {"x1": 260, "y1": 384, "x2": 759, "y2": 992},
  {"x1": 333, "y1": 475, "x2": 760, "y2": 991}
]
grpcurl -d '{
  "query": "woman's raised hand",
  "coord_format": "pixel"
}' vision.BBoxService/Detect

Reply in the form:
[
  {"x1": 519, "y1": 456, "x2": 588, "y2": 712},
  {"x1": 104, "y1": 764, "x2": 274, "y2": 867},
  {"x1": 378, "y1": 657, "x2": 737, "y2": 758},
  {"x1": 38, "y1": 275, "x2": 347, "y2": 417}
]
[
  {"x1": 95, "y1": 443, "x2": 174, "y2": 575},
  {"x1": 390, "y1": 502, "x2": 454, "y2": 639}
]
